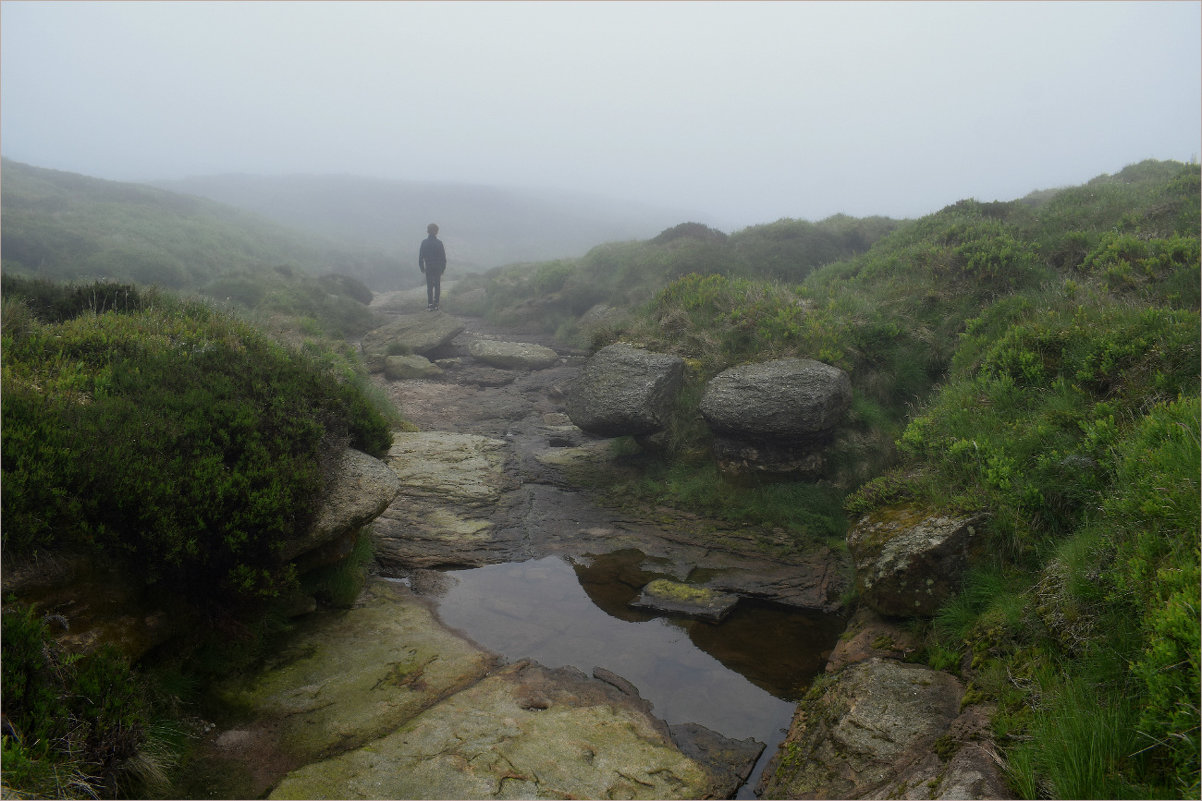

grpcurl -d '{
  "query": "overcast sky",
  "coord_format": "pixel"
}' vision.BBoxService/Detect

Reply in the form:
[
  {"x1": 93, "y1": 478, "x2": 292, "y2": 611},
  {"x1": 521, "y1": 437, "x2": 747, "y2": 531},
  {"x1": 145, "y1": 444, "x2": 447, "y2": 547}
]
[{"x1": 2, "y1": 1, "x2": 1199, "y2": 230}]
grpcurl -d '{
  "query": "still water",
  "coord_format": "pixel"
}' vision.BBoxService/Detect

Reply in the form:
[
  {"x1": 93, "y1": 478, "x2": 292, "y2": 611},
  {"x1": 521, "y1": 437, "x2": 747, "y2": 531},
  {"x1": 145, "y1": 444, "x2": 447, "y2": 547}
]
[{"x1": 430, "y1": 550, "x2": 845, "y2": 797}]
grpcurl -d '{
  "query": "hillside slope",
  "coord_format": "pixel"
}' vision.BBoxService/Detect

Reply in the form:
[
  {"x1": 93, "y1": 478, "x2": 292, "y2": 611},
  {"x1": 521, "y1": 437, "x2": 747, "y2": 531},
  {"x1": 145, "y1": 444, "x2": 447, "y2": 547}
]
[
  {"x1": 599, "y1": 159, "x2": 1201, "y2": 799},
  {"x1": 1, "y1": 159, "x2": 394, "y2": 288}
]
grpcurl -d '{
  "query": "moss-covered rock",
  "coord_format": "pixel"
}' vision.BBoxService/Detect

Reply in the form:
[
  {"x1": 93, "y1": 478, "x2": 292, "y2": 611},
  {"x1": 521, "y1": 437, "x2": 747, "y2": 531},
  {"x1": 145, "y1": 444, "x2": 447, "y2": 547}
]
[
  {"x1": 268, "y1": 660, "x2": 727, "y2": 800},
  {"x1": 214, "y1": 579, "x2": 496, "y2": 768},
  {"x1": 847, "y1": 507, "x2": 985, "y2": 617},
  {"x1": 631, "y1": 578, "x2": 740, "y2": 621}
]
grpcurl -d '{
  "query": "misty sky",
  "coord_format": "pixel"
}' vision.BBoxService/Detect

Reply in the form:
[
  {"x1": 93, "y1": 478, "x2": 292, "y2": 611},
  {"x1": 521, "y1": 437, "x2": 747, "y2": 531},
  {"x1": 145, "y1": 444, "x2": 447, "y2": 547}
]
[{"x1": 2, "y1": 1, "x2": 1199, "y2": 230}]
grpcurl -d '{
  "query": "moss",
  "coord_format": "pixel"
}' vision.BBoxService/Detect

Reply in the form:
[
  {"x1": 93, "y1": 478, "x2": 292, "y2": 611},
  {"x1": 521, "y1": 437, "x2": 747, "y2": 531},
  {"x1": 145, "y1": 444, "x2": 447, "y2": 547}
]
[
  {"x1": 641, "y1": 578, "x2": 721, "y2": 605},
  {"x1": 933, "y1": 733, "x2": 960, "y2": 762}
]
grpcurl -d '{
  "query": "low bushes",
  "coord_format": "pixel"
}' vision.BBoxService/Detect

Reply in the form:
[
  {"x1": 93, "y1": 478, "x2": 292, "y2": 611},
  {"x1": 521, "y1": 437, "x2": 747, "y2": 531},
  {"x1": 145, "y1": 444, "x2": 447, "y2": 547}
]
[
  {"x1": 1, "y1": 607, "x2": 157, "y2": 798},
  {"x1": 1, "y1": 287, "x2": 393, "y2": 605},
  {"x1": 870, "y1": 295, "x2": 1200, "y2": 796}
]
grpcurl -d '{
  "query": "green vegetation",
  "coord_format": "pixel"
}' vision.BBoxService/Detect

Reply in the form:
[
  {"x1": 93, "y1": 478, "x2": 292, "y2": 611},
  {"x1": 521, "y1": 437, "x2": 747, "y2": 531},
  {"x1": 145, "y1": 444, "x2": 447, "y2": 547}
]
[
  {"x1": 0, "y1": 165, "x2": 407, "y2": 799},
  {"x1": 2, "y1": 284, "x2": 392, "y2": 603},
  {"x1": 1, "y1": 157, "x2": 1197, "y2": 798},
  {"x1": 1, "y1": 160, "x2": 389, "y2": 339},
  {"x1": 473, "y1": 159, "x2": 1199, "y2": 797},
  {"x1": 453, "y1": 215, "x2": 901, "y2": 342},
  {"x1": 2, "y1": 606, "x2": 163, "y2": 798},
  {"x1": 1, "y1": 279, "x2": 399, "y2": 797}
]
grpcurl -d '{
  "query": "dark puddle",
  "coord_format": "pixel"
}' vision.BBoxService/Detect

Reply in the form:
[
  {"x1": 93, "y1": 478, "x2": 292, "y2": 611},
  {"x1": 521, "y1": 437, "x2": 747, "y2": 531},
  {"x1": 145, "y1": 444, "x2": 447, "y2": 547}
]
[{"x1": 430, "y1": 550, "x2": 845, "y2": 798}]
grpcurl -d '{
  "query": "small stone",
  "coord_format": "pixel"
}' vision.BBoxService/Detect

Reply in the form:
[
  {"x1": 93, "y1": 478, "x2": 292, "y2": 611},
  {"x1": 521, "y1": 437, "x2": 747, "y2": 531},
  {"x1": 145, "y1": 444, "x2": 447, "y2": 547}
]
[{"x1": 630, "y1": 579, "x2": 739, "y2": 622}]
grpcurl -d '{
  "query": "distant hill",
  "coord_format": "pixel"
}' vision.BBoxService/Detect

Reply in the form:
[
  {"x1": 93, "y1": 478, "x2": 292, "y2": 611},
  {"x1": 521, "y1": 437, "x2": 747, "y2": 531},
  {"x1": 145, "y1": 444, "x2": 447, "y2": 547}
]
[
  {"x1": 152, "y1": 173, "x2": 699, "y2": 274},
  {"x1": 0, "y1": 159, "x2": 401, "y2": 289}
]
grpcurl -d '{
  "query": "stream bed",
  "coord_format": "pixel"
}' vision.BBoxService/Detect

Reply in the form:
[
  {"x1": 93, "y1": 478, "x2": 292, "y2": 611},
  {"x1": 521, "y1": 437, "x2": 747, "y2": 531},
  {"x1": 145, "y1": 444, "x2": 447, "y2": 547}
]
[{"x1": 423, "y1": 551, "x2": 846, "y2": 797}]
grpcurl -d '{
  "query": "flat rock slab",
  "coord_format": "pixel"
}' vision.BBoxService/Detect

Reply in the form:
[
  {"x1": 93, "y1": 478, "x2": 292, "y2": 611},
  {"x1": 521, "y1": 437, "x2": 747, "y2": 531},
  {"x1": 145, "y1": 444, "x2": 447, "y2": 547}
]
[
  {"x1": 631, "y1": 578, "x2": 740, "y2": 621},
  {"x1": 383, "y1": 353, "x2": 444, "y2": 380},
  {"x1": 215, "y1": 579, "x2": 496, "y2": 768},
  {"x1": 361, "y1": 312, "x2": 466, "y2": 368},
  {"x1": 268, "y1": 660, "x2": 729, "y2": 800},
  {"x1": 467, "y1": 338, "x2": 560, "y2": 370},
  {"x1": 371, "y1": 431, "x2": 524, "y2": 569}
]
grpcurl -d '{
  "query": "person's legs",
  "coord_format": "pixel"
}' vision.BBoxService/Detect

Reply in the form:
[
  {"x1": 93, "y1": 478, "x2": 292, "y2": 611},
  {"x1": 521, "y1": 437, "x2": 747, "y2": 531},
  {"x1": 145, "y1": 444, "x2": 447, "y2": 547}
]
[
  {"x1": 432, "y1": 274, "x2": 441, "y2": 308},
  {"x1": 426, "y1": 275, "x2": 436, "y2": 309}
]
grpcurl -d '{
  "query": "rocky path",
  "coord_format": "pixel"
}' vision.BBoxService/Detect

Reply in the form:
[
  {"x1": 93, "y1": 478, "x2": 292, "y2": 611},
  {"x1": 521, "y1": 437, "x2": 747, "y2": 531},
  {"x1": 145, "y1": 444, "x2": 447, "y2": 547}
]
[
  {"x1": 183, "y1": 302, "x2": 847, "y2": 799},
  {"x1": 182, "y1": 297, "x2": 1014, "y2": 800}
]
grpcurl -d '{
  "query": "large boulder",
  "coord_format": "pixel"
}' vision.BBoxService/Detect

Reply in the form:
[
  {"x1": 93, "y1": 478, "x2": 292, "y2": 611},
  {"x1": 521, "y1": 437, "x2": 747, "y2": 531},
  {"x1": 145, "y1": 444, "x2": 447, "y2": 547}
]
[
  {"x1": 699, "y1": 357, "x2": 851, "y2": 442},
  {"x1": 758, "y1": 658, "x2": 1009, "y2": 799},
  {"x1": 360, "y1": 312, "x2": 466, "y2": 369},
  {"x1": 847, "y1": 507, "x2": 985, "y2": 617},
  {"x1": 565, "y1": 343, "x2": 685, "y2": 436},
  {"x1": 279, "y1": 448, "x2": 401, "y2": 562},
  {"x1": 467, "y1": 338, "x2": 560, "y2": 370}
]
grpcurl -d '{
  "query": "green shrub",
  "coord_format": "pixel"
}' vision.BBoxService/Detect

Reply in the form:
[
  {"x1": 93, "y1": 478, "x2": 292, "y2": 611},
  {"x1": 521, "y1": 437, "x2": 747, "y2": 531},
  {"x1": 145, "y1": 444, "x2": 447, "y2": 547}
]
[
  {"x1": 1, "y1": 294, "x2": 392, "y2": 604},
  {"x1": 895, "y1": 296, "x2": 1199, "y2": 552},
  {"x1": 1, "y1": 274, "x2": 145, "y2": 322},
  {"x1": 1, "y1": 606, "x2": 153, "y2": 798},
  {"x1": 1098, "y1": 396, "x2": 1200, "y2": 793},
  {"x1": 1077, "y1": 232, "x2": 1201, "y2": 307}
]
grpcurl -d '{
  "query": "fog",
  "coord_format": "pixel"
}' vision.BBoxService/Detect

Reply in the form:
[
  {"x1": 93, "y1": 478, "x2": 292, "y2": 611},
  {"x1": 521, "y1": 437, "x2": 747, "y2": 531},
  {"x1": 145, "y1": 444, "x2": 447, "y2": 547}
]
[{"x1": 2, "y1": 1, "x2": 1198, "y2": 231}]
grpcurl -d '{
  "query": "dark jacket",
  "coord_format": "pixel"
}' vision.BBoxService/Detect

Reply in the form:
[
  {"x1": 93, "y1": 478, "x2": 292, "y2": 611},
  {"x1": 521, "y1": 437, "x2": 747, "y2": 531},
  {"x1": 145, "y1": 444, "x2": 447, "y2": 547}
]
[{"x1": 419, "y1": 235, "x2": 446, "y2": 275}]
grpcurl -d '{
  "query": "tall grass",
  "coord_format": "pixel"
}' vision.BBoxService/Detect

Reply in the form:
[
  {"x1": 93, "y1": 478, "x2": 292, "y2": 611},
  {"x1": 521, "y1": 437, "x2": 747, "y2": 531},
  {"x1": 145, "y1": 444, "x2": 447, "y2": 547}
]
[{"x1": 1007, "y1": 675, "x2": 1147, "y2": 799}]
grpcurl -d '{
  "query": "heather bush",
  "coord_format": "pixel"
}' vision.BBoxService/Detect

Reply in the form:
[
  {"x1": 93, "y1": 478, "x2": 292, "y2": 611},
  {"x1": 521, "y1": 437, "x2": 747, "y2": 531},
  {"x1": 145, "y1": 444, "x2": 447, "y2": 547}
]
[
  {"x1": 2, "y1": 606, "x2": 155, "y2": 798},
  {"x1": 1, "y1": 292, "x2": 392, "y2": 604}
]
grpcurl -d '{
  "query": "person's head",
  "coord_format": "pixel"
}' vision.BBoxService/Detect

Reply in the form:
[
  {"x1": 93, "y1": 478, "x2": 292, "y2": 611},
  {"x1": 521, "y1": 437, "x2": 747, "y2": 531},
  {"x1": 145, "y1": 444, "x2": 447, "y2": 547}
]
[{"x1": 427, "y1": 223, "x2": 439, "y2": 236}]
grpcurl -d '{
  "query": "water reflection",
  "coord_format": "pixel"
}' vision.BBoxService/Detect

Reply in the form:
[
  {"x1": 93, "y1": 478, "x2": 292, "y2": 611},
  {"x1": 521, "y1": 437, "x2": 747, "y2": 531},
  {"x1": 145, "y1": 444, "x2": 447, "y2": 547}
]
[
  {"x1": 685, "y1": 601, "x2": 845, "y2": 700},
  {"x1": 571, "y1": 549, "x2": 845, "y2": 700},
  {"x1": 430, "y1": 553, "x2": 843, "y2": 741},
  {"x1": 572, "y1": 548, "x2": 660, "y2": 623}
]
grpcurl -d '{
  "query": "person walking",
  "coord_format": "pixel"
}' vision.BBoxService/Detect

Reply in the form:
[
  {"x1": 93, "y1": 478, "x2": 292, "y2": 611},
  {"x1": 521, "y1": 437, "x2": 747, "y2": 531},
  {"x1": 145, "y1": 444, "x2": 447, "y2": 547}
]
[{"x1": 419, "y1": 223, "x2": 447, "y2": 311}]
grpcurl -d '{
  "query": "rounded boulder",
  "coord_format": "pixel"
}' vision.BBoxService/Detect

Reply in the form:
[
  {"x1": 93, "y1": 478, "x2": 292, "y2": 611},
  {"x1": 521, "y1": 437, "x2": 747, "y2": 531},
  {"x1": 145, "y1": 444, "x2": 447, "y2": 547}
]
[
  {"x1": 566, "y1": 343, "x2": 685, "y2": 437},
  {"x1": 699, "y1": 358, "x2": 851, "y2": 442}
]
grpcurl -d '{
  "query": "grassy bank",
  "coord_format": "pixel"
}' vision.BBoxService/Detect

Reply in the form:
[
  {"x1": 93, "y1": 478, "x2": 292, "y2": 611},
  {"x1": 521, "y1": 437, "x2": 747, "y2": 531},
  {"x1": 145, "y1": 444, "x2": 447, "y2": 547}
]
[{"x1": 472, "y1": 159, "x2": 1201, "y2": 796}]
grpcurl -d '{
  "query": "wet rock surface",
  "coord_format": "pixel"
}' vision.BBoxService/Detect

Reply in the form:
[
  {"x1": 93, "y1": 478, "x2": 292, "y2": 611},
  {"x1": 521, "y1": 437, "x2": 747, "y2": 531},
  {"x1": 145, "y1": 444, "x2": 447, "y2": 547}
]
[
  {"x1": 758, "y1": 659, "x2": 964, "y2": 800},
  {"x1": 368, "y1": 316, "x2": 852, "y2": 611},
  {"x1": 214, "y1": 579, "x2": 496, "y2": 771},
  {"x1": 269, "y1": 659, "x2": 736, "y2": 800},
  {"x1": 847, "y1": 507, "x2": 985, "y2": 617},
  {"x1": 187, "y1": 308, "x2": 1004, "y2": 799},
  {"x1": 185, "y1": 311, "x2": 848, "y2": 799}
]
